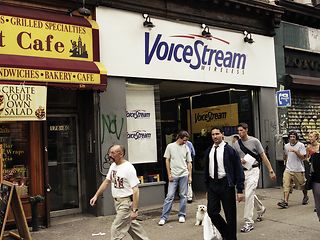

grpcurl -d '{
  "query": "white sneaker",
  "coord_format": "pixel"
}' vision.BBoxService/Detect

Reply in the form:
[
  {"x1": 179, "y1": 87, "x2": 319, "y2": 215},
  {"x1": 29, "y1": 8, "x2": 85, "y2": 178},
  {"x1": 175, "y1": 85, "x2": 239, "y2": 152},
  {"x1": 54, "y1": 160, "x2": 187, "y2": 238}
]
[
  {"x1": 158, "y1": 219, "x2": 166, "y2": 226},
  {"x1": 178, "y1": 216, "x2": 185, "y2": 223}
]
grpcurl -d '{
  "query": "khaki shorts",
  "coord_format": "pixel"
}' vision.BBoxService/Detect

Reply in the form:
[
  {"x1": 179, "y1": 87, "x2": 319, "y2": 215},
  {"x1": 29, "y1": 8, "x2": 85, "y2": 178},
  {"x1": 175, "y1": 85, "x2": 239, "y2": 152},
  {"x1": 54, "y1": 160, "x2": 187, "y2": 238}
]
[{"x1": 283, "y1": 170, "x2": 306, "y2": 192}]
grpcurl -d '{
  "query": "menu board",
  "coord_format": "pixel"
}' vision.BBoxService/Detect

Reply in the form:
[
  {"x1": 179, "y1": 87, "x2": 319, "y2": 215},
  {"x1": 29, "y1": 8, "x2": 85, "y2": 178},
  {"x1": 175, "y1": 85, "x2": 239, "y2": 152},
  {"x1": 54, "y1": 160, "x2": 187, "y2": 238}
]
[
  {"x1": 0, "y1": 123, "x2": 29, "y2": 195},
  {"x1": 0, "y1": 181, "x2": 31, "y2": 240}
]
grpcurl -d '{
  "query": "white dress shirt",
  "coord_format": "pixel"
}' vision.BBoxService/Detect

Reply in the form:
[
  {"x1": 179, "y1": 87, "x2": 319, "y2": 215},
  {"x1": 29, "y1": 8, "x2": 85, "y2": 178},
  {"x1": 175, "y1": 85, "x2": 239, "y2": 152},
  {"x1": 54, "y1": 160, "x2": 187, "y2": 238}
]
[{"x1": 209, "y1": 141, "x2": 226, "y2": 179}]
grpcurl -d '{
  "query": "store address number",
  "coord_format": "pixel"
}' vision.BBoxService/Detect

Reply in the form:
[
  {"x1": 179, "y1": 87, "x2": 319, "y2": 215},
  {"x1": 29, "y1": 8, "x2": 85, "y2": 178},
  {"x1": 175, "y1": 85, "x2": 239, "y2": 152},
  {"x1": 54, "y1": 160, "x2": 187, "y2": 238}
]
[{"x1": 49, "y1": 125, "x2": 70, "y2": 131}]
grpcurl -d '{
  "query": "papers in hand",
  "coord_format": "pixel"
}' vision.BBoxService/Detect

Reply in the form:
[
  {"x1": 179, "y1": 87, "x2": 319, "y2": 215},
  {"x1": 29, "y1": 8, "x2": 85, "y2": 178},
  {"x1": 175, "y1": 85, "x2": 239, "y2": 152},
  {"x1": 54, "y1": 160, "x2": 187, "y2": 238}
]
[{"x1": 242, "y1": 154, "x2": 256, "y2": 170}]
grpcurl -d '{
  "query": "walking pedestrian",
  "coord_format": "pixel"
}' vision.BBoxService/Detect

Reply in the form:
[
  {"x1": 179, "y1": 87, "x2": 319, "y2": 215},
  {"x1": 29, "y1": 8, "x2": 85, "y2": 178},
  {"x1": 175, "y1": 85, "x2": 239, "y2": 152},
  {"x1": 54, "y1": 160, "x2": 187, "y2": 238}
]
[
  {"x1": 233, "y1": 122, "x2": 276, "y2": 233},
  {"x1": 158, "y1": 130, "x2": 192, "y2": 226},
  {"x1": 277, "y1": 130, "x2": 309, "y2": 209},
  {"x1": 204, "y1": 127, "x2": 245, "y2": 240},
  {"x1": 306, "y1": 131, "x2": 320, "y2": 159},
  {"x1": 308, "y1": 134, "x2": 320, "y2": 222},
  {"x1": 186, "y1": 140, "x2": 195, "y2": 203},
  {"x1": 90, "y1": 145, "x2": 149, "y2": 240},
  {"x1": 306, "y1": 131, "x2": 319, "y2": 212}
]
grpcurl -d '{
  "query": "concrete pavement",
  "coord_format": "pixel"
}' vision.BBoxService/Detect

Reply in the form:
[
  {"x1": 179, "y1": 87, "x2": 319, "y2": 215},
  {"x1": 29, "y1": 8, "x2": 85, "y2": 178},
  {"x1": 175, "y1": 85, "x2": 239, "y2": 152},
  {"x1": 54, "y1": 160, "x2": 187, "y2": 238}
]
[{"x1": 27, "y1": 187, "x2": 319, "y2": 240}]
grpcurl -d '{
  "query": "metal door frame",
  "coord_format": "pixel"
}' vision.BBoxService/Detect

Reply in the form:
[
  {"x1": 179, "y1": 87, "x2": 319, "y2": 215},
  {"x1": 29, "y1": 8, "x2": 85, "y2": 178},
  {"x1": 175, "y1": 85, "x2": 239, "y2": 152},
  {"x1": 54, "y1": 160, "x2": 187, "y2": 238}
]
[{"x1": 46, "y1": 114, "x2": 82, "y2": 217}]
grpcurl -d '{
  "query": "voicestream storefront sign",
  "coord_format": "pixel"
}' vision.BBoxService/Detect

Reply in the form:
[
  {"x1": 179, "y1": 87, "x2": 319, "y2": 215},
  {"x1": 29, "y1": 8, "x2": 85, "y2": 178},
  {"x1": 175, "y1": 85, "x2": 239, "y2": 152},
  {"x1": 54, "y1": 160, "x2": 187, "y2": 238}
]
[
  {"x1": 0, "y1": 4, "x2": 107, "y2": 90},
  {"x1": 145, "y1": 33, "x2": 246, "y2": 71},
  {"x1": 97, "y1": 7, "x2": 277, "y2": 88}
]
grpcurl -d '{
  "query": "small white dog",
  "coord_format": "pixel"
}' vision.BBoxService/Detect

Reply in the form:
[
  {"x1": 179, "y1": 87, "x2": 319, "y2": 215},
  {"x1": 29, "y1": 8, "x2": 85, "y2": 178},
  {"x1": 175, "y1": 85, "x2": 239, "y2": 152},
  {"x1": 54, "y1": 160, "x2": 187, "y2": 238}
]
[{"x1": 195, "y1": 204, "x2": 207, "y2": 226}]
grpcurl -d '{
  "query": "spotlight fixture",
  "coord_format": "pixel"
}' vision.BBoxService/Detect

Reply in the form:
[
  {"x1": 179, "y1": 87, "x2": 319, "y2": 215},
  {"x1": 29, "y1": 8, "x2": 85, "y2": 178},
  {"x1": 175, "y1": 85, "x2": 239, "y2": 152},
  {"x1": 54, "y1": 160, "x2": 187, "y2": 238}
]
[
  {"x1": 69, "y1": 0, "x2": 91, "y2": 17},
  {"x1": 201, "y1": 24, "x2": 212, "y2": 38},
  {"x1": 78, "y1": 0, "x2": 91, "y2": 16},
  {"x1": 243, "y1": 31, "x2": 254, "y2": 44},
  {"x1": 143, "y1": 14, "x2": 155, "y2": 29}
]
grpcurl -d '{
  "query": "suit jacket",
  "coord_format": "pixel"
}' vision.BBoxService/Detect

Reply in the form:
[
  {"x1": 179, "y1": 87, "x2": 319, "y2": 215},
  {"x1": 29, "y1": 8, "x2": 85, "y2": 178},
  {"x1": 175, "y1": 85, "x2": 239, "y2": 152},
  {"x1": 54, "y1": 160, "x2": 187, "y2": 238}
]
[{"x1": 204, "y1": 143, "x2": 245, "y2": 193}]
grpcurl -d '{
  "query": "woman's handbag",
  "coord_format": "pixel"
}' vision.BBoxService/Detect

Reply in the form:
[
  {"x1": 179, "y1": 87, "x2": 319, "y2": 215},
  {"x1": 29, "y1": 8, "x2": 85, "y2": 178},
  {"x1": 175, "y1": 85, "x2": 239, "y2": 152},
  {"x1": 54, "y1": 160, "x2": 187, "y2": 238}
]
[
  {"x1": 305, "y1": 158, "x2": 314, "y2": 190},
  {"x1": 305, "y1": 172, "x2": 313, "y2": 190}
]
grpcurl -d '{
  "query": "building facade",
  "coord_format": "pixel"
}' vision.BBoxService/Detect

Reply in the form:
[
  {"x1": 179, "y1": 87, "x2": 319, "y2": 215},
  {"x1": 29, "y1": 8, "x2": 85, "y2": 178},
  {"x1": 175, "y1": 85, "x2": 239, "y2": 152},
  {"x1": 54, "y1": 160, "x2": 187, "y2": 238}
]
[
  {"x1": 0, "y1": 0, "x2": 106, "y2": 226},
  {"x1": 94, "y1": 0, "x2": 283, "y2": 215},
  {"x1": 274, "y1": 0, "x2": 320, "y2": 183}
]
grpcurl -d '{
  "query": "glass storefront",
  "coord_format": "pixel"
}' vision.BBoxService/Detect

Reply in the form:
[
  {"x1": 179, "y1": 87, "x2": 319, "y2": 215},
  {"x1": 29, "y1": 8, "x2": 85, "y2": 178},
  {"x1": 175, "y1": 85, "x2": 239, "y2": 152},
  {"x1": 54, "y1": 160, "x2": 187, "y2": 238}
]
[
  {"x1": 126, "y1": 80, "x2": 256, "y2": 189},
  {"x1": 161, "y1": 87, "x2": 254, "y2": 172}
]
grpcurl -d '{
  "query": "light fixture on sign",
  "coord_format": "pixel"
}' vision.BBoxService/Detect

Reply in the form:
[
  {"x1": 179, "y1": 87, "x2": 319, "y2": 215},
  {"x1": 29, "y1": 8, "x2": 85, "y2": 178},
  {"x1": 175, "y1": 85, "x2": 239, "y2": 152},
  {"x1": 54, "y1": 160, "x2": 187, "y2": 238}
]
[
  {"x1": 201, "y1": 24, "x2": 212, "y2": 39},
  {"x1": 69, "y1": 0, "x2": 91, "y2": 17},
  {"x1": 243, "y1": 31, "x2": 254, "y2": 44},
  {"x1": 143, "y1": 14, "x2": 155, "y2": 29}
]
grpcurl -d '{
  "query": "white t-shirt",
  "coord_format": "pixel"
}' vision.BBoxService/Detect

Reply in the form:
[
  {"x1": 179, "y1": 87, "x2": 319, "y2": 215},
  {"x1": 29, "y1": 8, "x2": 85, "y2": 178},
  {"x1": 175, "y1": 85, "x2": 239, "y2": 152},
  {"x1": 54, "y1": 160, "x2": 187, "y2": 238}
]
[
  {"x1": 106, "y1": 161, "x2": 140, "y2": 198},
  {"x1": 284, "y1": 141, "x2": 306, "y2": 172},
  {"x1": 164, "y1": 142, "x2": 192, "y2": 177}
]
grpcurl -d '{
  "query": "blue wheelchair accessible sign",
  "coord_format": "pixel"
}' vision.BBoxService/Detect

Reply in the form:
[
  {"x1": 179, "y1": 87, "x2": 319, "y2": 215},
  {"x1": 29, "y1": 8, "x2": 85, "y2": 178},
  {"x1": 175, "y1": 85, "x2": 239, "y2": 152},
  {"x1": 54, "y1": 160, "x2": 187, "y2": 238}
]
[{"x1": 276, "y1": 90, "x2": 291, "y2": 107}]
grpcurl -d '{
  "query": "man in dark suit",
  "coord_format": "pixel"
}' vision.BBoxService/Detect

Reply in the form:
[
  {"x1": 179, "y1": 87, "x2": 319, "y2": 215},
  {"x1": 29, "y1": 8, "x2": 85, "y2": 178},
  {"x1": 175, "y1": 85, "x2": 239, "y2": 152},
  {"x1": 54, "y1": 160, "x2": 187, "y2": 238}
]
[{"x1": 204, "y1": 127, "x2": 245, "y2": 240}]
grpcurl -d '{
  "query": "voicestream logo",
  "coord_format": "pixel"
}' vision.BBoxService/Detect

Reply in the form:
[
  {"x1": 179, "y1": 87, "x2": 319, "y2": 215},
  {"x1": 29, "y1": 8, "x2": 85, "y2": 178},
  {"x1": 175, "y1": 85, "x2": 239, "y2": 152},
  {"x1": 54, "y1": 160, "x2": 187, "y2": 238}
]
[
  {"x1": 127, "y1": 130, "x2": 152, "y2": 140},
  {"x1": 145, "y1": 32, "x2": 247, "y2": 71},
  {"x1": 126, "y1": 110, "x2": 151, "y2": 119}
]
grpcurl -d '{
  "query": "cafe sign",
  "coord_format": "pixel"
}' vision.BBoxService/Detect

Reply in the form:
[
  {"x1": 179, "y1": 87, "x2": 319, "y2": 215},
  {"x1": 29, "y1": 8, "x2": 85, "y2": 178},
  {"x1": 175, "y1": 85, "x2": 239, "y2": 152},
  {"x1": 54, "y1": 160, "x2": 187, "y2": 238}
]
[
  {"x1": 0, "y1": 15, "x2": 94, "y2": 61},
  {"x1": 0, "y1": 84, "x2": 47, "y2": 121},
  {"x1": 191, "y1": 103, "x2": 239, "y2": 133}
]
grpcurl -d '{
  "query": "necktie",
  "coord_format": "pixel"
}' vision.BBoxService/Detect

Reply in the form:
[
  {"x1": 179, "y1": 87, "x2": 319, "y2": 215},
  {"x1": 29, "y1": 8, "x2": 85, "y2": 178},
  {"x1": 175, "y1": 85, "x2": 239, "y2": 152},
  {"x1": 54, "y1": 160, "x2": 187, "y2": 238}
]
[{"x1": 214, "y1": 145, "x2": 219, "y2": 180}]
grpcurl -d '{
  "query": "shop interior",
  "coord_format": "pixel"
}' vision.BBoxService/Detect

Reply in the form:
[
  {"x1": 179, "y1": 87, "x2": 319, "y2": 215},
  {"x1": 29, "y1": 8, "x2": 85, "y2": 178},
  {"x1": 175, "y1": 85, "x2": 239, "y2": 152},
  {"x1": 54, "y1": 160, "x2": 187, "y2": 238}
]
[{"x1": 132, "y1": 79, "x2": 257, "y2": 192}]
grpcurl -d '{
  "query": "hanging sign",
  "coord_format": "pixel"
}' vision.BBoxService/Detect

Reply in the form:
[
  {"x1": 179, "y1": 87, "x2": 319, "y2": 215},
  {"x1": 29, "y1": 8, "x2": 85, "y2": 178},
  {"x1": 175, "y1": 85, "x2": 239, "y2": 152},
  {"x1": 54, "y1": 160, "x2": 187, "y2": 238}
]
[
  {"x1": 126, "y1": 84, "x2": 157, "y2": 164},
  {"x1": 276, "y1": 90, "x2": 291, "y2": 107},
  {"x1": 0, "y1": 84, "x2": 47, "y2": 121},
  {"x1": 0, "y1": 14, "x2": 94, "y2": 61},
  {"x1": 191, "y1": 103, "x2": 239, "y2": 133}
]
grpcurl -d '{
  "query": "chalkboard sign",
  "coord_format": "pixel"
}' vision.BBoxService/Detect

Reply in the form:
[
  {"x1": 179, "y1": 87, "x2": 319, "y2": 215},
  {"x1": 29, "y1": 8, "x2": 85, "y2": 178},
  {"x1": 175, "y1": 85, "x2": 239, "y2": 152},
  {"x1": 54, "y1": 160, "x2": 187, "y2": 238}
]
[
  {"x1": 0, "y1": 181, "x2": 31, "y2": 240},
  {"x1": 0, "y1": 181, "x2": 12, "y2": 237}
]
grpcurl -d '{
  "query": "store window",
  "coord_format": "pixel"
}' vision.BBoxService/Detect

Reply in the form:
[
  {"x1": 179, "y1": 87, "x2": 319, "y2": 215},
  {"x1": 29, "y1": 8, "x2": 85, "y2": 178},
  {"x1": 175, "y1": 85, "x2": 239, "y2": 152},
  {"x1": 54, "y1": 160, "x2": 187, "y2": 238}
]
[
  {"x1": 1, "y1": 122, "x2": 30, "y2": 196},
  {"x1": 161, "y1": 88, "x2": 253, "y2": 171}
]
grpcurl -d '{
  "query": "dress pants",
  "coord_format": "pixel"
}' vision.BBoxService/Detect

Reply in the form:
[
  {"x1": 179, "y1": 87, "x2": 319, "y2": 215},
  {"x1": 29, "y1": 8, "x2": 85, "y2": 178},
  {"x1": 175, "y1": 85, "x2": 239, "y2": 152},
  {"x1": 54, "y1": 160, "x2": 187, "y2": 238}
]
[{"x1": 207, "y1": 177, "x2": 237, "y2": 240}]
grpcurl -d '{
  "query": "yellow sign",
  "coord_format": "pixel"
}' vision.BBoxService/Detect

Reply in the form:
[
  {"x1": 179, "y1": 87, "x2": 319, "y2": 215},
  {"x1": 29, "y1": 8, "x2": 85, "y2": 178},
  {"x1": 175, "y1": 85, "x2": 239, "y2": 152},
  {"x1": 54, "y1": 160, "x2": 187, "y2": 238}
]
[
  {"x1": 0, "y1": 67, "x2": 102, "y2": 85},
  {"x1": 191, "y1": 103, "x2": 239, "y2": 133},
  {"x1": 0, "y1": 84, "x2": 47, "y2": 121},
  {"x1": 0, "y1": 15, "x2": 94, "y2": 61}
]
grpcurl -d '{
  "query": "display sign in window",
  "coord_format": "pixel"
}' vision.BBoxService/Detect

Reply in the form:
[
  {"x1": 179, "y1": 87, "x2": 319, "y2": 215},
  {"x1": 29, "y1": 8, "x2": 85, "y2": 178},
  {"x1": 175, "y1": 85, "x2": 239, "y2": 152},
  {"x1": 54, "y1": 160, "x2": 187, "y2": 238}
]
[{"x1": 0, "y1": 122, "x2": 29, "y2": 196}]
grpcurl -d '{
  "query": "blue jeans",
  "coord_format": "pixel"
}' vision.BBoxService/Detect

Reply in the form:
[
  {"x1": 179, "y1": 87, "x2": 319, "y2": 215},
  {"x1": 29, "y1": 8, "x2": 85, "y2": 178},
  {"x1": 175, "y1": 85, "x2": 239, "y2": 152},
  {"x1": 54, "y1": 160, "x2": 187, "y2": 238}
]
[{"x1": 160, "y1": 175, "x2": 188, "y2": 221}]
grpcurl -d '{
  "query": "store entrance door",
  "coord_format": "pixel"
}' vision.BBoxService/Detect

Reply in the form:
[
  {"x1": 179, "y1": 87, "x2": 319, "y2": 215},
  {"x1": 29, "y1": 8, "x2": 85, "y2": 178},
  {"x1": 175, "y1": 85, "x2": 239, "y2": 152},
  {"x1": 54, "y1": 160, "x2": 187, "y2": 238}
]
[{"x1": 47, "y1": 115, "x2": 81, "y2": 217}]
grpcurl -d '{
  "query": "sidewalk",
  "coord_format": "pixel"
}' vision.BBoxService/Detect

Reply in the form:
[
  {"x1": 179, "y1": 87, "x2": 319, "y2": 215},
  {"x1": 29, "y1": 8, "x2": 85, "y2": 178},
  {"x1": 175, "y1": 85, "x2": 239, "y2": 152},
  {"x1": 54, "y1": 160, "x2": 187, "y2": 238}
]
[{"x1": 29, "y1": 187, "x2": 319, "y2": 240}]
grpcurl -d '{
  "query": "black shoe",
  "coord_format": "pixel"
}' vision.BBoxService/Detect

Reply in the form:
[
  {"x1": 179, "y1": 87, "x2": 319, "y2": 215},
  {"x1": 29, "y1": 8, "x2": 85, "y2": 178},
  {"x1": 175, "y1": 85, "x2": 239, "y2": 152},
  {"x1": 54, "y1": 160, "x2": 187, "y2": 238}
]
[
  {"x1": 302, "y1": 196, "x2": 309, "y2": 205},
  {"x1": 277, "y1": 200, "x2": 288, "y2": 209}
]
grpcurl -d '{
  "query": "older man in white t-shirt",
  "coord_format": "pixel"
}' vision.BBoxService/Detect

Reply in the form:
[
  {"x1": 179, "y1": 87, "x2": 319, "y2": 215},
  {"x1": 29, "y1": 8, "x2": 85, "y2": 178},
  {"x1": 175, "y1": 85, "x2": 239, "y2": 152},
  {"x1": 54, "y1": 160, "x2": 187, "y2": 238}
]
[
  {"x1": 90, "y1": 145, "x2": 149, "y2": 240},
  {"x1": 278, "y1": 131, "x2": 309, "y2": 208}
]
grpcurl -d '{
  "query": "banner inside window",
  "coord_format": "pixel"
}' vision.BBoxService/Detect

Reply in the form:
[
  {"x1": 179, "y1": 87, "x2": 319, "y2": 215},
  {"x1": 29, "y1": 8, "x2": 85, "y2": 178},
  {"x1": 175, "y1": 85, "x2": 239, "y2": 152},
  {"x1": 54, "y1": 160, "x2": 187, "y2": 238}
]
[{"x1": 126, "y1": 84, "x2": 157, "y2": 164}]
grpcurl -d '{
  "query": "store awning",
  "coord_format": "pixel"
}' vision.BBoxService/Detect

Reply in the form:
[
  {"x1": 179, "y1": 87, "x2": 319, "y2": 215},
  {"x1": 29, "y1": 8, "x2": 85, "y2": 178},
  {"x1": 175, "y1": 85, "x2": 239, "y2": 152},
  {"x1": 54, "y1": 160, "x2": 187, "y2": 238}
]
[
  {"x1": 0, "y1": 55, "x2": 107, "y2": 91},
  {"x1": 286, "y1": 74, "x2": 320, "y2": 87},
  {"x1": 0, "y1": 4, "x2": 107, "y2": 91}
]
